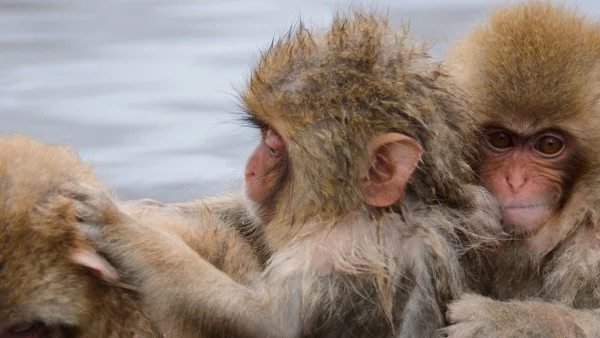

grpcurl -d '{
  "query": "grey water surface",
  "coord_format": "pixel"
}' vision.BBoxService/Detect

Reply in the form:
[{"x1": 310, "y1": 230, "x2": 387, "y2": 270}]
[{"x1": 2, "y1": 0, "x2": 599, "y2": 201}]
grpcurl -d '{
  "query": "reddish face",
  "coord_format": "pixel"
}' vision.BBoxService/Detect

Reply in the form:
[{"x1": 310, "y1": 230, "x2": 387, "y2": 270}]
[
  {"x1": 479, "y1": 127, "x2": 572, "y2": 234},
  {"x1": 244, "y1": 128, "x2": 287, "y2": 202}
]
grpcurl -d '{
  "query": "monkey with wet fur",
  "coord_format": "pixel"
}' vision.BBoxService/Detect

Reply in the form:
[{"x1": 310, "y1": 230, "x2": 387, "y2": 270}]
[
  {"x1": 444, "y1": 2, "x2": 600, "y2": 336},
  {"x1": 64, "y1": 11, "x2": 500, "y2": 337},
  {"x1": 0, "y1": 135, "x2": 163, "y2": 338}
]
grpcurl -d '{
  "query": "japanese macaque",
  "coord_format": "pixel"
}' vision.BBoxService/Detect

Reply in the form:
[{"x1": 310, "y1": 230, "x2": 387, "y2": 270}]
[
  {"x1": 444, "y1": 2, "x2": 600, "y2": 336},
  {"x1": 0, "y1": 135, "x2": 162, "y2": 338},
  {"x1": 0, "y1": 134, "x2": 265, "y2": 337},
  {"x1": 65, "y1": 11, "x2": 500, "y2": 337}
]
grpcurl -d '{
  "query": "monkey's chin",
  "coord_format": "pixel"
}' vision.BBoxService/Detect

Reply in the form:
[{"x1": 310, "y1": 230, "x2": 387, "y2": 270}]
[{"x1": 501, "y1": 206, "x2": 550, "y2": 235}]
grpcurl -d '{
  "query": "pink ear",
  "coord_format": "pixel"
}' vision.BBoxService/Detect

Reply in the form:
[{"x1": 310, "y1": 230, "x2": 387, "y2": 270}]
[
  {"x1": 361, "y1": 133, "x2": 423, "y2": 207},
  {"x1": 69, "y1": 248, "x2": 119, "y2": 283}
]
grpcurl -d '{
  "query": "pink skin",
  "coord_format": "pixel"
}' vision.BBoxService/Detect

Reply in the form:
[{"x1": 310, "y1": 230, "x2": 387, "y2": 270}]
[
  {"x1": 361, "y1": 133, "x2": 422, "y2": 207},
  {"x1": 480, "y1": 128, "x2": 572, "y2": 236},
  {"x1": 243, "y1": 128, "x2": 420, "y2": 211},
  {"x1": 244, "y1": 128, "x2": 286, "y2": 203}
]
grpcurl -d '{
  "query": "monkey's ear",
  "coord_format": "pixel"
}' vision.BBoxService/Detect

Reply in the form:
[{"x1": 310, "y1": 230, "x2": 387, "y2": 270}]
[
  {"x1": 69, "y1": 248, "x2": 120, "y2": 283},
  {"x1": 361, "y1": 133, "x2": 423, "y2": 207}
]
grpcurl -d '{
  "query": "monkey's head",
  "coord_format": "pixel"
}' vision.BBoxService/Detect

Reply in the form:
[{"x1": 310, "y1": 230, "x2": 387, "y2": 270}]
[
  {"x1": 242, "y1": 11, "x2": 478, "y2": 226},
  {"x1": 0, "y1": 135, "x2": 152, "y2": 338},
  {"x1": 446, "y1": 2, "x2": 600, "y2": 249}
]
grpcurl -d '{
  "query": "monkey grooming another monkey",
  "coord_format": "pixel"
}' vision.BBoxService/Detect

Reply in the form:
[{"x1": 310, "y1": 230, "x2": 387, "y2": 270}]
[
  {"x1": 444, "y1": 2, "x2": 600, "y2": 337},
  {"x1": 0, "y1": 134, "x2": 265, "y2": 337},
  {"x1": 0, "y1": 135, "x2": 162, "y2": 338},
  {"x1": 66, "y1": 11, "x2": 500, "y2": 337},
  {"x1": 119, "y1": 194, "x2": 267, "y2": 285}
]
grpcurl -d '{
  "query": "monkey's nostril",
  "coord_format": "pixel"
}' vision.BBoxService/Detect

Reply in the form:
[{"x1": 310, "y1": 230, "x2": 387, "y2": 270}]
[{"x1": 244, "y1": 171, "x2": 255, "y2": 182}]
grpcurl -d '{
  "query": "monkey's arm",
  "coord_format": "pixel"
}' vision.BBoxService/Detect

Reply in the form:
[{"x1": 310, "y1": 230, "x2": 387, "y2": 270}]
[
  {"x1": 95, "y1": 223, "x2": 299, "y2": 338},
  {"x1": 444, "y1": 293, "x2": 600, "y2": 337},
  {"x1": 65, "y1": 183, "x2": 300, "y2": 338},
  {"x1": 120, "y1": 196, "x2": 266, "y2": 284}
]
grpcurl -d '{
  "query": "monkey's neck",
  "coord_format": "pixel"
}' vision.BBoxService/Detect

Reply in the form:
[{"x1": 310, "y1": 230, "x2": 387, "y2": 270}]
[{"x1": 261, "y1": 216, "x2": 320, "y2": 253}]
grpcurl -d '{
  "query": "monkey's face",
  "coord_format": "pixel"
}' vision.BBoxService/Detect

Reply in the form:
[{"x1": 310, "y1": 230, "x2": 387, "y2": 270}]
[
  {"x1": 242, "y1": 110, "x2": 424, "y2": 226},
  {"x1": 479, "y1": 126, "x2": 574, "y2": 236},
  {"x1": 244, "y1": 127, "x2": 286, "y2": 203}
]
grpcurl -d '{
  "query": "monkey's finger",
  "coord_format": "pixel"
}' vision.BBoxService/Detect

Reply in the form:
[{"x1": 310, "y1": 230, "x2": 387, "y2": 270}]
[
  {"x1": 59, "y1": 181, "x2": 128, "y2": 226},
  {"x1": 58, "y1": 181, "x2": 105, "y2": 201},
  {"x1": 77, "y1": 222, "x2": 104, "y2": 242},
  {"x1": 69, "y1": 198, "x2": 107, "y2": 225}
]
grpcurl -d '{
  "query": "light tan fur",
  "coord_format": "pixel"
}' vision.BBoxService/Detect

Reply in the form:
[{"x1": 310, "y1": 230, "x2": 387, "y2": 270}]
[
  {"x1": 0, "y1": 135, "x2": 162, "y2": 338},
  {"x1": 0, "y1": 135, "x2": 265, "y2": 337},
  {"x1": 122, "y1": 196, "x2": 265, "y2": 285},
  {"x1": 444, "y1": 2, "x2": 600, "y2": 336}
]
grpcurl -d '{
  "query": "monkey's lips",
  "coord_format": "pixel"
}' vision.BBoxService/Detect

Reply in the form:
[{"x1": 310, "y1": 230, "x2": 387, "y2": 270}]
[{"x1": 500, "y1": 203, "x2": 550, "y2": 234}]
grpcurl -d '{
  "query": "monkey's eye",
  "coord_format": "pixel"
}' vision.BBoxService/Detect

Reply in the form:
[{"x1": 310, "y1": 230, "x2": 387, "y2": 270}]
[
  {"x1": 8, "y1": 321, "x2": 43, "y2": 335},
  {"x1": 264, "y1": 128, "x2": 284, "y2": 157},
  {"x1": 486, "y1": 131, "x2": 513, "y2": 151},
  {"x1": 534, "y1": 134, "x2": 564, "y2": 157}
]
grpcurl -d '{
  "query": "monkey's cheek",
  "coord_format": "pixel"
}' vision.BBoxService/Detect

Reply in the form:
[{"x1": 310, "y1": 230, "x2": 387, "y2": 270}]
[{"x1": 501, "y1": 207, "x2": 550, "y2": 234}]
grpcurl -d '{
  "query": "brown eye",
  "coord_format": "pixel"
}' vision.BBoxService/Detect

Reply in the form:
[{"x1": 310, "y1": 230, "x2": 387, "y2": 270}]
[
  {"x1": 486, "y1": 131, "x2": 513, "y2": 150},
  {"x1": 534, "y1": 135, "x2": 564, "y2": 156}
]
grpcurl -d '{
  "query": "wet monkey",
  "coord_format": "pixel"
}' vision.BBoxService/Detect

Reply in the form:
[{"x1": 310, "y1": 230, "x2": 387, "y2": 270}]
[
  {"x1": 0, "y1": 135, "x2": 162, "y2": 338},
  {"x1": 444, "y1": 2, "x2": 600, "y2": 337},
  {"x1": 66, "y1": 11, "x2": 500, "y2": 338}
]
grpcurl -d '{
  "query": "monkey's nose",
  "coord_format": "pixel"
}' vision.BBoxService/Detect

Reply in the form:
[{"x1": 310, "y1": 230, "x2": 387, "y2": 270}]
[
  {"x1": 244, "y1": 171, "x2": 255, "y2": 182},
  {"x1": 506, "y1": 172, "x2": 527, "y2": 193}
]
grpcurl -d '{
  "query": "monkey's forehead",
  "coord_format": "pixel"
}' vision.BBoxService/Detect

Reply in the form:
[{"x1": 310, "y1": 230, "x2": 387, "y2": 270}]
[
  {"x1": 241, "y1": 11, "x2": 437, "y2": 133},
  {"x1": 448, "y1": 2, "x2": 600, "y2": 126}
]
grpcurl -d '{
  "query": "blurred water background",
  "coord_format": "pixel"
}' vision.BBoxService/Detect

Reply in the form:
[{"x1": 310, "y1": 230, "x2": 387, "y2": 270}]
[{"x1": 2, "y1": 0, "x2": 599, "y2": 202}]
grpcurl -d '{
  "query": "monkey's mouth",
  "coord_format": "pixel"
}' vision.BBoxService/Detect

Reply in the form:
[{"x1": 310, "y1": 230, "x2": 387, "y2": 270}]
[{"x1": 499, "y1": 202, "x2": 550, "y2": 234}]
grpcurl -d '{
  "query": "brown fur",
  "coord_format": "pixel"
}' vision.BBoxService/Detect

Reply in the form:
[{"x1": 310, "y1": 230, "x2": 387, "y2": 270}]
[
  {"x1": 444, "y1": 2, "x2": 600, "y2": 336},
  {"x1": 0, "y1": 135, "x2": 161, "y2": 338},
  {"x1": 121, "y1": 196, "x2": 266, "y2": 285},
  {"x1": 68, "y1": 11, "x2": 500, "y2": 338},
  {"x1": 244, "y1": 13, "x2": 479, "y2": 223}
]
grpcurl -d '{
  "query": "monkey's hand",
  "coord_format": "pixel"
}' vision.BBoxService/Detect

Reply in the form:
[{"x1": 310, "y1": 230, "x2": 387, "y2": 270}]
[
  {"x1": 59, "y1": 182, "x2": 132, "y2": 240},
  {"x1": 444, "y1": 294, "x2": 590, "y2": 338},
  {"x1": 60, "y1": 182, "x2": 128, "y2": 222},
  {"x1": 59, "y1": 182, "x2": 190, "y2": 276}
]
